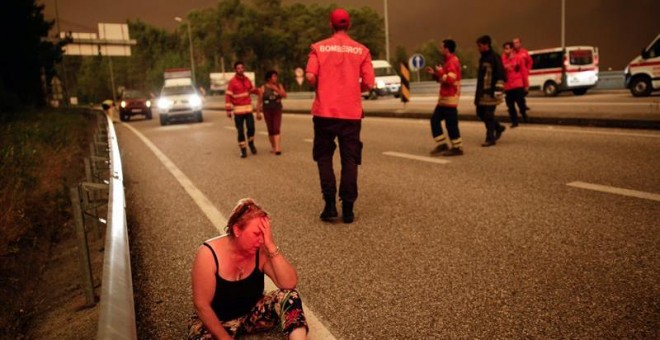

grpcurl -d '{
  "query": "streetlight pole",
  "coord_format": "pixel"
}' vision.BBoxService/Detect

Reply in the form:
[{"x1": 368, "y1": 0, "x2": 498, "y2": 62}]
[
  {"x1": 561, "y1": 0, "x2": 566, "y2": 49},
  {"x1": 384, "y1": 0, "x2": 390, "y2": 63},
  {"x1": 175, "y1": 17, "x2": 196, "y2": 85}
]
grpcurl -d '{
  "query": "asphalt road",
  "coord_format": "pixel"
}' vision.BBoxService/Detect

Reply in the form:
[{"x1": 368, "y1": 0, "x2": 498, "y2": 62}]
[{"x1": 118, "y1": 111, "x2": 660, "y2": 339}]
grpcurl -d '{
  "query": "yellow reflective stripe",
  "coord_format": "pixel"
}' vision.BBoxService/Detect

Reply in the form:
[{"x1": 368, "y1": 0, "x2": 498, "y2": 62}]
[
  {"x1": 434, "y1": 135, "x2": 446, "y2": 143},
  {"x1": 233, "y1": 104, "x2": 253, "y2": 113},
  {"x1": 451, "y1": 138, "x2": 463, "y2": 146},
  {"x1": 438, "y1": 95, "x2": 459, "y2": 106}
]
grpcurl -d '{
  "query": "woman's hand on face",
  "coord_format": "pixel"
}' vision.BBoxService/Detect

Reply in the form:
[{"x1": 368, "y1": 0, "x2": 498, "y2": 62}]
[{"x1": 258, "y1": 217, "x2": 276, "y2": 251}]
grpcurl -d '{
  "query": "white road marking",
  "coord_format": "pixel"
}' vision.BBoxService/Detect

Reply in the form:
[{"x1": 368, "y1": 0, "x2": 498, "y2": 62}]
[
  {"x1": 303, "y1": 138, "x2": 313, "y2": 143},
  {"x1": 122, "y1": 123, "x2": 336, "y2": 340},
  {"x1": 258, "y1": 131, "x2": 269, "y2": 136},
  {"x1": 224, "y1": 126, "x2": 235, "y2": 130},
  {"x1": 567, "y1": 181, "x2": 660, "y2": 202},
  {"x1": 383, "y1": 151, "x2": 450, "y2": 164}
]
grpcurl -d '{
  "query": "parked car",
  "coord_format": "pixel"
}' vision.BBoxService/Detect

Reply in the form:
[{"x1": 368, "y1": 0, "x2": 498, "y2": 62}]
[{"x1": 119, "y1": 90, "x2": 152, "y2": 121}]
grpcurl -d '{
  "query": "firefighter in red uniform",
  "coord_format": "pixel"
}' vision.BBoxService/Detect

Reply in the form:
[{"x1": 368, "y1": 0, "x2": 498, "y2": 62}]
[
  {"x1": 502, "y1": 41, "x2": 528, "y2": 127},
  {"x1": 425, "y1": 39, "x2": 463, "y2": 156},
  {"x1": 513, "y1": 37, "x2": 532, "y2": 114},
  {"x1": 226, "y1": 61, "x2": 261, "y2": 158},
  {"x1": 305, "y1": 8, "x2": 375, "y2": 224}
]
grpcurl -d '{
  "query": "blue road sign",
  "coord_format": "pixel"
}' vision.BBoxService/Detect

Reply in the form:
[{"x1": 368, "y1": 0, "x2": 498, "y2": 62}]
[{"x1": 409, "y1": 54, "x2": 425, "y2": 70}]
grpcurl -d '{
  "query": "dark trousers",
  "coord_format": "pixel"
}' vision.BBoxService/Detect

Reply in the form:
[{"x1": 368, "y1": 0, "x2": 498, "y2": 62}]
[
  {"x1": 234, "y1": 113, "x2": 255, "y2": 145},
  {"x1": 312, "y1": 116, "x2": 362, "y2": 203},
  {"x1": 505, "y1": 88, "x2": 527, "y2": 124},
  {"x1": 430, "y1": 106, "x2": 461, "y2": 140},
  {"x1": 476, "y1": 105, "x2": 503, "y2": 142},
  {"x1": 263, "y1": 107, "x2": 282, "y2": 135}
]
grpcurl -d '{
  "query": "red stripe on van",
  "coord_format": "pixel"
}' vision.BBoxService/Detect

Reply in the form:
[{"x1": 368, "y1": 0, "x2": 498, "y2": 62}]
[
  {"x1": 629, "y1": 61, "x2": 660, "y2": 68},
  {"x1": 566, "y1": 67, "x2": 596, "y2": 73},
  {"x1": 529, "y1": 69, "x2": 562, "y2": 76}
]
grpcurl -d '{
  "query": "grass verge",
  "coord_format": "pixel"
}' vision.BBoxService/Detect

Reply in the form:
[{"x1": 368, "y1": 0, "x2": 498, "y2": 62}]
[{"x1": 0, "y1": 108, "x2": 95, "y2": 337}]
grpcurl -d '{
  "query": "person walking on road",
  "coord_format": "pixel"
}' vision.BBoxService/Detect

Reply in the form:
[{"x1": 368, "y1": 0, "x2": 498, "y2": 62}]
[
  {"x1": 189, "y1": 198, "x2": 308, "y2": 340},
  {"x1": 475, "y1": 35, "x2": 506, "y2": 147},
  {"x1": 425, "y1": 39, "x2": 464, "y2": 156},
  {"x1": 502, "y1": 41, "x2": 528, "y2": 127},
  {"x1": 257, "y1": 70, "x2": 287, "y2": 155},
  {"x1": 226, "y1": 61, "x2": 260, "y2": 158},
  {"x1": 513, "y1": 37, "x2": 532, "y2": 112},
  {"x1": 305, "y1": 8, "x2": 375, "y2": 224}
]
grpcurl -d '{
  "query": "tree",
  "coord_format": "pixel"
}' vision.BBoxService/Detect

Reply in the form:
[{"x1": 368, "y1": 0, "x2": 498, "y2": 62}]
[{"x1": 0, "y1": 0, "x2": 66, "y2": 115}]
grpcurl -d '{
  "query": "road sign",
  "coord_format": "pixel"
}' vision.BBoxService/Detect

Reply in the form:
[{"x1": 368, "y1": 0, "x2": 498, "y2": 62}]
[{"x1": 409, "y1": 54, "x2": 425, "y2": 71}]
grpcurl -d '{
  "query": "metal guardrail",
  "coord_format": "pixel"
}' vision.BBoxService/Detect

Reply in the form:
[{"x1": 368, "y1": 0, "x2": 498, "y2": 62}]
[{"x1": 96, "y1": 113, "x2": 137, "y2": 339}]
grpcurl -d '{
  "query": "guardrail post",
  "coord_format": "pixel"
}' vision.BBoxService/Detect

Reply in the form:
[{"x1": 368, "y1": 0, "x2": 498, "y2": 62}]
[
  {"x1": 69, "y1": 184, "x2": 97, "y2": 307},
  {"x1": 81, "y1": 182, "x2": 109, "y2": 240}
]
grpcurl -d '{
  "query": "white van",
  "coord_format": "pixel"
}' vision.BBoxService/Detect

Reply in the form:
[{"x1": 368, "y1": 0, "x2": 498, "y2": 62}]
[
  {"x1": 363, "y1": 60, "x2": 400, "y2": 99},
  {"x1": 528, "y1": 46, "x2": 599, "y2": 96},
  {"x1": 624, "y1": 33, "x2": 660, "y2": 97}
]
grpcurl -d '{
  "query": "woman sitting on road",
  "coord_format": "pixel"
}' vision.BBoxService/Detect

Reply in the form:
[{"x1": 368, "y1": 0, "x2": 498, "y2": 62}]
[
  {"x1": 189, "y1": 198, "x2": 308, "y2": 339},
  {"x1": 257, "y1": 70, "x2": 287, "y2": 155}
]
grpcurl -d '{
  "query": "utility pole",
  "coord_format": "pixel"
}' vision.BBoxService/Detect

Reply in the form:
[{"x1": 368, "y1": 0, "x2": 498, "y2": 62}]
[
  {"x1": 384, "y1": 0, "x2": 390, "y2": 63},
  {"x1": 561, "y1": 0, "x2": 566, "y2": 49},
  {"x1": 175, "y1": 17, "x2": 196, "y2": 85},
  {"x1": 54, "y1": 0, "x2": 70, "y2": 105}
]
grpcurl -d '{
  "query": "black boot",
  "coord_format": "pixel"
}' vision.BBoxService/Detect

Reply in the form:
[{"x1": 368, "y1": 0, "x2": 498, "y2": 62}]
[
  {"x1": 248, "y1": 141, "x2": 257, "y2": 155},
  {"x1": 342, "y1": 201, "x2": 354, "y2": 224},
  {"x1": 240, "y1": 147, "x2": 247, "y2": 158},
  {"x1": 320, "y1": 196, "x2": 338, "y2": 222}
]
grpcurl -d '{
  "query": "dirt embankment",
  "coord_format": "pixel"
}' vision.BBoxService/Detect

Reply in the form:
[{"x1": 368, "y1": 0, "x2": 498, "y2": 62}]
[{"x1": 0, "y1": 109, "x2": 104, "y2": 338}]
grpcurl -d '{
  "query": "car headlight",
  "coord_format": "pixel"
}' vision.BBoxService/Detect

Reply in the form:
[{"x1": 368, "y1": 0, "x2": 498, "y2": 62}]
[
  {"x1": 120, "y1": 100, "x2": 126, "y2": 108},
  {"x1": 376, "y1": 80, "x2": 386, "y2": 89},
  {"x1": 189, "y1": 95, "x2": 202, "y2": 108},
  {"x1": 146, "y1": 100, "x2": 151, "y2": 108},
  {"x1": 157, "y1": 98, "x2": 172, "y2": 109}
]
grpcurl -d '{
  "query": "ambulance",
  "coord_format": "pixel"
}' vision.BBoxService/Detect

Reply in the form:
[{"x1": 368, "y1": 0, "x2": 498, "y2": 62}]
[
  {"x1": 528, "y1": 46, "x2": 599, "y2": 96},
  {"x1": 624, "y1": 34, "x2": 660, "y2": 97}
]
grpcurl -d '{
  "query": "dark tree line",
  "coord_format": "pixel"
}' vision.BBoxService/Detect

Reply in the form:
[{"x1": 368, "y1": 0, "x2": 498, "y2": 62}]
[
  {"x1": 0, "y1": 0, "x2": 68, "y2": 118},
  {"x1": 60, "y1": 0, "x2": 387, "y2": 103}
]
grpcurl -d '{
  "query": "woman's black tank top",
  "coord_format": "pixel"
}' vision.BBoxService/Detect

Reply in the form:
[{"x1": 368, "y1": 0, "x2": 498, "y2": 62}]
[{"x1": 203, "y1": 242, "x2": 264, "y2": 321}]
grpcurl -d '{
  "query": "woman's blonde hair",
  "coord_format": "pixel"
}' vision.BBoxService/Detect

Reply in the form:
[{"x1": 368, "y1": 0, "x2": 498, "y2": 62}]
[{"x1": 225, "y1": 198, "x2": 269, "y2": 237}]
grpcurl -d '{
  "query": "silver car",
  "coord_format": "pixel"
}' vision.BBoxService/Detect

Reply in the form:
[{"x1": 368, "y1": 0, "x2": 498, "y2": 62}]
[{"x1": 157, "y1": 85, "x2": 203, "y2": 126}]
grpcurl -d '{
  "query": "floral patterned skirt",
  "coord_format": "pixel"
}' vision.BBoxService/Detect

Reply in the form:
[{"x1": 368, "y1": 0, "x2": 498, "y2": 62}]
[{"x1": 188, "y1": 289, "x2": 308, "y2": 339}]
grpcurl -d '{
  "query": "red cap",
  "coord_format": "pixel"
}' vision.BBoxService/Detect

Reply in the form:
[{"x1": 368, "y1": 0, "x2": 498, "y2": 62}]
[{"x1": 330, "y1": 8, "x2": 350, "y2": 26}]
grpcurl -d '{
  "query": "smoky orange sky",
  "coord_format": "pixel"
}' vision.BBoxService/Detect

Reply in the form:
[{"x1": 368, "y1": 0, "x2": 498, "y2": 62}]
[{"x1": 40, "y1": 0, "x2": 659, "y2": 70}]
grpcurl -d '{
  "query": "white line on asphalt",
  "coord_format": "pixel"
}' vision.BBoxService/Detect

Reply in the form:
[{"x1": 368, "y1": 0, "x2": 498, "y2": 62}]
[
  {"x1": 303, "y1": 138, "x2": 313, "y2": 143},
  {"x1": 383, "y1": 151, "x2": 450, "y2": 164},
  {"x1": 258, "y1": 131, "x2": 268, "y2": 136},
  {"x1": 122, "y1": 123, "x2": 336, "y2": 340},
  {"x1": 224, "y1": 126, "x2": 234, "y2": 130},
  {"x1": 567, "y1": 181, "x2": 660, "y2": 202}
]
